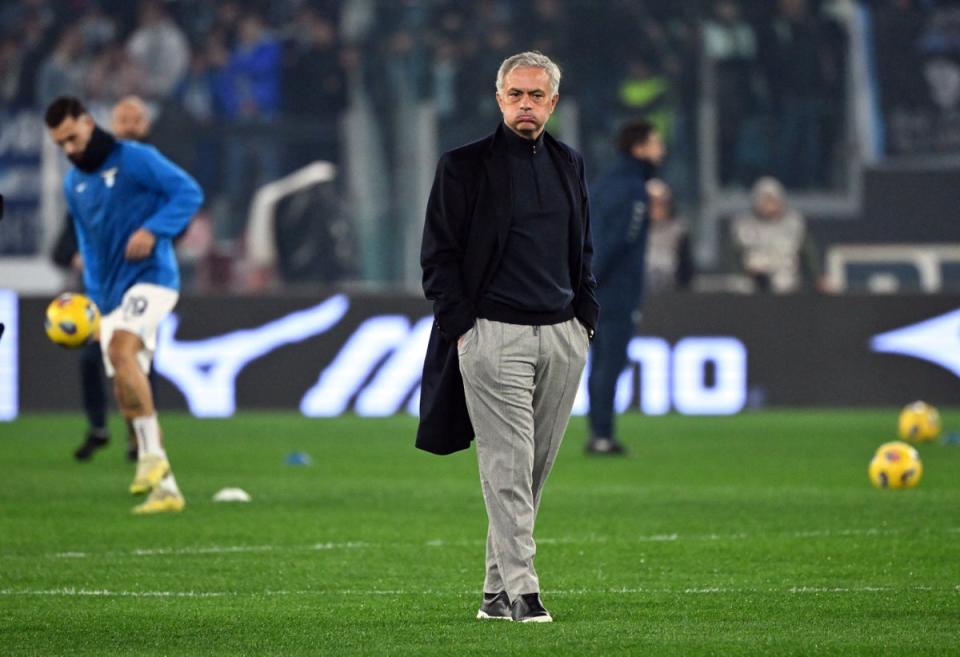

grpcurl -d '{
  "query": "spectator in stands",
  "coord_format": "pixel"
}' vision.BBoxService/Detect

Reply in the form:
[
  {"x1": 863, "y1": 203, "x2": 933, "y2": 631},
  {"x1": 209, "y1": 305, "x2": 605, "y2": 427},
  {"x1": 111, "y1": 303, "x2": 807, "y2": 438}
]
[
  {"x1": 873, "y1": 0, "x2": 927, "y2": 116},
  {"x1": 35, "y1": 25, "x2": 87, "y2": 108},
  {"x1": 759, "y1": 0, "x2": 843, "y2": 188},
  {"x1": 528, "y1": 0, "x2": 570, "y2": 66},
  {"x1": 216, "y1": 9, "x2": 282, "y2": 241},
  {"x1": 126, "y1": 0, "x2": 190, "y2": 100},
  {"x1": 210, "y1": 0, "x2": 243, "y2": 47},
  {"x1": 617, "y1": 55, "x2": 673, "y2": 145},
  {"x1": 730, "y1": 176, "x2": 823, "y2": 293},
  {"x1": 703, "y1": 0, "x2": 767, "y2": 187},
  {"x1": 174, "y1": 44, "x2": 223, "y2": 197},
  {"x1": 227, "y1": 11, "x2": 282, "y2": 119},
  {"x1": 0, "y1": 37, "x2": 18, "y2": 105},
  {"x1": 658, "y1": 9, "x2": 702, "y2": 202},
  {"x1": 8, "y1": 9, "x2": 51, "y2": 109},
  {"x1": 0, "y1": 0, "x2": 53, "y2": 33},
  {"x1": 452, "y1": 21, "x2": 510, "y2": 137},
  {"x1": 283, "y1": 5, "x2": 346, "y2": 165},
  {"x1": 430, "y1": 7, "x2": 493, "y2": 151},
  {"x1": 85, "y1": 43, "x2": 141, "y2": 105},
  {"x1": 645, "y1": 178, "x2": 694, "y2": 294},
  {"x1": 79, "y1": 3, "x2": 119, "y2": 55}
]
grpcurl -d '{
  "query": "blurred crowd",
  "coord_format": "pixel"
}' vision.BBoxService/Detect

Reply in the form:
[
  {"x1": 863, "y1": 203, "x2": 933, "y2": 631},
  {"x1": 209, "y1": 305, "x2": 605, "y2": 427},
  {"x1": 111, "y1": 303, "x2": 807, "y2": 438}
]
[
  {"x1": 0, "y1": 0, "x2": 346, "y2": 234},
  {"x1": 0, "y1": 0, "x2": 345, "y2": 120},
  {"x1": 0, "y1": 0, "x2": 849, "y2": 181},
  {"x1": 0, "y1": 0, "x2": 851, "y2": 291},
  {"x1": 361, "y1": 0, "x2": 848, "y2": 192}
]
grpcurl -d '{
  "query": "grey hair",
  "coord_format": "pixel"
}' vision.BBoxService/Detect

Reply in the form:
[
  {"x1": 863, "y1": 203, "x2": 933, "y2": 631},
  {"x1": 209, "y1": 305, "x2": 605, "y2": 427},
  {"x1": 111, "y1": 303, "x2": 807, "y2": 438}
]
[{"x1": 496, "y1": 51, "x2": 561, "y2": 95}]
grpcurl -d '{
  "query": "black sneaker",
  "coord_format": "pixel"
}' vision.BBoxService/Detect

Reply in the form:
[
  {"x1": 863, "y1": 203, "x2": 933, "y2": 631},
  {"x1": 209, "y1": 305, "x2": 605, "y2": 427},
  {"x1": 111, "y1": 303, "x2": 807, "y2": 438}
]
[
  {"x1": 74, "y1": 430, "x2": 109, "y2": 462},
  {"x1": 476, "y1": 591, "x2": 511, "y2": 620},
  {"x1": 510, "y1": 592, "x2": 552, "y2": 623},
  {"x1": 585, "y1": 437, "x2": 626, "y2": 456}
]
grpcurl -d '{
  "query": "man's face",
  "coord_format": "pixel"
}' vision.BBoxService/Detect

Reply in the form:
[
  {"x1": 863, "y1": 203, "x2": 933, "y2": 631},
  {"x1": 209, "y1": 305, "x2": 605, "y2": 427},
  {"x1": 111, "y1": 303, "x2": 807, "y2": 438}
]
[
  {"x1": 49, "y1": 114, "x2": 95, "y2": 164},
  {"x1": 632, "y1": 132, "x2": 666, "y2": 166},
  {"x1": 756, "y1": 193, "x2": 784, "y2": 219},
  {"x1": 496, "y1": 66, "x2": 558, "y2": 139},
  {"x1": 111, "y1": 100, "x2": 150, "y2": 140}
]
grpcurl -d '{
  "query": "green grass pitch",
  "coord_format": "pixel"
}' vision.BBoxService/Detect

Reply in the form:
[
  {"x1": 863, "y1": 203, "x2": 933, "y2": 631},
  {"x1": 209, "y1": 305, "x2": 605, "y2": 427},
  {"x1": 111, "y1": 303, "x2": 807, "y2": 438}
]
[{"x1": 1, "y1": 410, "x2": 958, "y2": 656}]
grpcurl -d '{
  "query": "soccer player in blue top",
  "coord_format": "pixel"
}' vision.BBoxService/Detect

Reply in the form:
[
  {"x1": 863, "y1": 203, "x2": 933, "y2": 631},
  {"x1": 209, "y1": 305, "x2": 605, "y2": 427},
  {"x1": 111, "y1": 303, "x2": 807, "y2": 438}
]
[{"x1": 45, "y1": 96, "x2": 203, "y2": 514}]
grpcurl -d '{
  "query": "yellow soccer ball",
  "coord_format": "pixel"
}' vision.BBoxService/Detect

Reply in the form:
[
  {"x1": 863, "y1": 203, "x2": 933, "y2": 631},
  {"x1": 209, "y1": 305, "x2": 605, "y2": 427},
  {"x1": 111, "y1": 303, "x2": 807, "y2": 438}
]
[
  {"x1": 898, "y1": 401, "x2": 941, "y2": 443},
  {"x1": 869, "y1": 441, "x2": 923, "y2": 490},
  {"x1": 44, "y1": 293, "x2": 100, "y2": 349}
]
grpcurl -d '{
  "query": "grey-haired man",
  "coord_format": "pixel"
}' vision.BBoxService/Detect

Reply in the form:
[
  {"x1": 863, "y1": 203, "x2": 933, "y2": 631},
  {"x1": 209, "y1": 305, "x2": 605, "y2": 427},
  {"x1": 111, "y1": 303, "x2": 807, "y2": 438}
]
[{"x1": 418, "y1": 51, "x2": 599, "y2": 622}]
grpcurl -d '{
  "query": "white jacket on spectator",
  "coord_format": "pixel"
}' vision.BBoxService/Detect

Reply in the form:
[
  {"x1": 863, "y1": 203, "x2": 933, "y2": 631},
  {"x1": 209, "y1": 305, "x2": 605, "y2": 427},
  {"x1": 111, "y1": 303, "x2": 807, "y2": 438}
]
[
  {"x1": 731, "y1": 176, "x2": 812, "y2": 293},
  {"x1": 126, "y1": 15, "x2": 189, "y2": 99}
]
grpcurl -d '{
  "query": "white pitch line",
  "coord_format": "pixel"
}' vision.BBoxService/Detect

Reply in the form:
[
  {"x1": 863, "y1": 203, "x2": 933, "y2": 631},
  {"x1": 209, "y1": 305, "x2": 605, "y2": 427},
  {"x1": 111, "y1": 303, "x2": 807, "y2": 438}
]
[
  {"x1": 423, "y1": 527, "x2": 906, "y2": 549},
  {"x1": 0, "y1": 587, "x2": 230, "y2": 598},
  {"x1": 0, "y1": 526, "x2": 940, "y2": 563},
  {"x1": 35, "y1": 542, "x2": 373, "y2": 560},
  {"x1": 133, "y1": 545, "x2": 277, "y2": 556},
  {"x1": 312, "y1": 541, "x2": 371, "y2": 550},
  {"x1": 0, "y1": 585, "x2": 954, "y2": 599}
]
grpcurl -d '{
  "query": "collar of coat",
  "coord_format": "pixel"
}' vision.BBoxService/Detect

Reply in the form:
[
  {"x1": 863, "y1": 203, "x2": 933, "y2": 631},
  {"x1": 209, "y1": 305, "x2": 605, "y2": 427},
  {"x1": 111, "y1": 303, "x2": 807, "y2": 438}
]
[
  {"x1": 484, "y1": 122, "x2": 576, "y2": 166},
  {"x1": 481, "y1": 122, "x2": 582, "y2": 256}
]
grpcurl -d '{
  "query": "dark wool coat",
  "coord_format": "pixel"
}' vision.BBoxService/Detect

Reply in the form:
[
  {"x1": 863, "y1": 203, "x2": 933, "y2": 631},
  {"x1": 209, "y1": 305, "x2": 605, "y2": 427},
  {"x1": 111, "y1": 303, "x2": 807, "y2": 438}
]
[{"x1": 416, "y1": 123, "x2": 600, "y2": 455}]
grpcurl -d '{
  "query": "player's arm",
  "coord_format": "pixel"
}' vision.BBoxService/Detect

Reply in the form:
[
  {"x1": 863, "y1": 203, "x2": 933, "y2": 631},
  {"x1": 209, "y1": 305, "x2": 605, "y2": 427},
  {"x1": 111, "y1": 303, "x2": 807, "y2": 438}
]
[
  {"x1": 124, "y1": 144, "x2": 204, "y2": 259},
  {"x1": 589, "y1": 180, "x2": 640, "y2": 285},
  {"x1": 421, "y1": 154, "x2": 475, "y2": 342}
]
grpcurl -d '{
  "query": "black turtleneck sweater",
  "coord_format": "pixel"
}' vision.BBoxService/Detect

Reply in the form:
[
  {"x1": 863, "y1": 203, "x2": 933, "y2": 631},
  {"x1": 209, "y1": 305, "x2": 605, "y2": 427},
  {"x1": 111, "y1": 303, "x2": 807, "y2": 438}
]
[{"x1": 480, "y1": 127, "x2": 574, "y2": 325}]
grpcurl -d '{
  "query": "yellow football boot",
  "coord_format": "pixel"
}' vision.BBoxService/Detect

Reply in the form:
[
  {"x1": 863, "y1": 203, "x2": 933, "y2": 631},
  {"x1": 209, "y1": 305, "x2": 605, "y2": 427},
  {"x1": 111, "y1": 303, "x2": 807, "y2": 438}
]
[
  {"x1": 132, "y1": 488, "x2": 185, "y2": 514},
  {"x1": 129, "y1": 454, "x2": 170, "y2": 495}
]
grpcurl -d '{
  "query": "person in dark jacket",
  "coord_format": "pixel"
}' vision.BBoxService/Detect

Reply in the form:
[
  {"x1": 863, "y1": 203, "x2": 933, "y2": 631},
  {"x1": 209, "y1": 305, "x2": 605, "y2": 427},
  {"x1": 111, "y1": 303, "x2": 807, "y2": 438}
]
[
  {"x1": 418, "y1": 51, "x2": 599, "y2": 623},
  {"x1": 586, "y1": 119, "x2": 665, "y2": 455}
]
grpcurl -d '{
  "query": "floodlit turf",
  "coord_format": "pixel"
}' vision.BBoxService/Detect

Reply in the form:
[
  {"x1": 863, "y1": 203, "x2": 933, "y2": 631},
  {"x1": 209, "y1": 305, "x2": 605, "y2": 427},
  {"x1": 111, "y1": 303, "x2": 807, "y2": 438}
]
[{"x1": 1, "y1": 410, "x2": 959, "y2": 656}]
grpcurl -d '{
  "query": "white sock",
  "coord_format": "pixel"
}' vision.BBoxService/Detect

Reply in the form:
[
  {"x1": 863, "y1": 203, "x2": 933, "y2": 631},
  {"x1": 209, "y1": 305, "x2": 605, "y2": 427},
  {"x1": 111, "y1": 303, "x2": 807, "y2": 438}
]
[
  {"x1": 157, "y1": 471, "x2": 181, "y2": 496},
  {"x1": 132, "y1": 415, "x2": 166, "y2": 459}
]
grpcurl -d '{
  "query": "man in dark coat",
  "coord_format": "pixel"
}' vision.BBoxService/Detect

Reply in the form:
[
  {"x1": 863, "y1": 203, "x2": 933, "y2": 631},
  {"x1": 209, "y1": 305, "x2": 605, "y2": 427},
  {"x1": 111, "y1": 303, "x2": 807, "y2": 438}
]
[
  {"x1": 586, "y1": 119, "x2": 665, "y2": 455},
  {"x1": 417, "y1": 51, "x2": 599, "y2": 623}
]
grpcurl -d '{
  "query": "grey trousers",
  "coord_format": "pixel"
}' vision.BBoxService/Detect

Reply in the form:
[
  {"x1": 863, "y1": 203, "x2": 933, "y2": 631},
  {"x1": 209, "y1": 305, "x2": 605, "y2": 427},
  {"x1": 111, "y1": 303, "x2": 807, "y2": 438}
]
[{"x1": 458, "y1": 317, "x2": 589, "y2": 600}]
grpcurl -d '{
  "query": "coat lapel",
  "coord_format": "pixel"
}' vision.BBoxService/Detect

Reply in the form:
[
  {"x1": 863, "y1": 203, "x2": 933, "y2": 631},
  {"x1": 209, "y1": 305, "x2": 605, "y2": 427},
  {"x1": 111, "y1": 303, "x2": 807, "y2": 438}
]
[
  {"x1": 483, "y1": 125, "x2": 513, "y2": 254},
  {"x1": 545, "y1": 133, "x2": 581, "y2": 229}
]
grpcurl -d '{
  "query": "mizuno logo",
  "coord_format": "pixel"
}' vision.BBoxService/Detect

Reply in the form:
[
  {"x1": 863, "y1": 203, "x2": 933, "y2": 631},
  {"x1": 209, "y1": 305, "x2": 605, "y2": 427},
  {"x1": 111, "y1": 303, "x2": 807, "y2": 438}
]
[
  {"x1": 871, "y1": 308, "x2": 960, "y2": 378},
  {"x1": 151, "y1": 295, "x2": 747, "y2": 419},
  {"x1": 76, "y1": 182, "x2": 86, "y2": 193}
]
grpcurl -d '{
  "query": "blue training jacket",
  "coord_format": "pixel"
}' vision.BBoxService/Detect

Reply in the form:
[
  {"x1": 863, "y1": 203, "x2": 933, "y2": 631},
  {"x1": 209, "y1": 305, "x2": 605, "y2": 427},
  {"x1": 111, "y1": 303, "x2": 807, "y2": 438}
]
[
  {"x1": 589, "y1": 154, "x2": 656, "y2": 317},
  {"x1": 63, "y1": 141, "x2": 203, "y2": 315}
]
